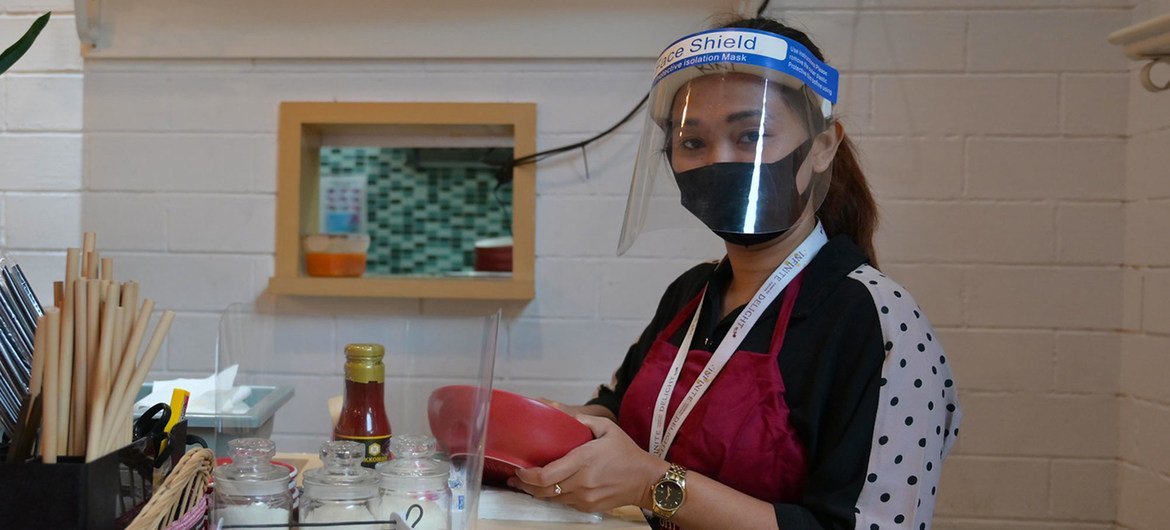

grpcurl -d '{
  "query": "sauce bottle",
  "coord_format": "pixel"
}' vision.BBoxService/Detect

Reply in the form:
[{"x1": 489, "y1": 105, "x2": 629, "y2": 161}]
[{"x1": 333, "y1": 343, "x2": 392, "y2": 468}]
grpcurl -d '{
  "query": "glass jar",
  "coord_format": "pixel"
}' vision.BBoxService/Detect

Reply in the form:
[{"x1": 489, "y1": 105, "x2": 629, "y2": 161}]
[
  {"x1": 211, "y1": 438, "x2": 292, "y2": 529},
  {"x1": 301, "y1": 440, "x2": 381, "y2": 530},
  {"x1": 376, "y1": 434, "x2": 452, "y2": 530}
]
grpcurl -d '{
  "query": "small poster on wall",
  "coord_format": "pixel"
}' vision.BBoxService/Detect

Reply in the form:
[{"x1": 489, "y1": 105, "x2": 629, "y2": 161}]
[{"x1": 320, "y1": 174, "x2": 367, "y2": 234}]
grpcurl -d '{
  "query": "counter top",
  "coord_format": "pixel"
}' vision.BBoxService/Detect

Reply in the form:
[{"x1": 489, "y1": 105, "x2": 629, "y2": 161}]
[
  {"x1": 478, "y1": 505, "x2": 649, "y2": 529},
  {"x1": 276, "y1": 452, "x2": 651, "y2": 530}
]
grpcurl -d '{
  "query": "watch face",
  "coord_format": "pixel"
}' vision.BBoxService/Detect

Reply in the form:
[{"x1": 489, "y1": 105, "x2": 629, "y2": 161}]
[{"x1": 655, "y1": 481, "x2": 684, "y2": 510}]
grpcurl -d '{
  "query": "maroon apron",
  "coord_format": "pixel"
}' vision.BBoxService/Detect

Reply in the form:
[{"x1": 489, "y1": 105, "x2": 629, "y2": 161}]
[{"x1": 619, "y1": 274, "x2": 808, "y2": 507}]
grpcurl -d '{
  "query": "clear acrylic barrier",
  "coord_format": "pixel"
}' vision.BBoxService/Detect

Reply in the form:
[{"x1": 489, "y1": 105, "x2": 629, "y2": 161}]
[{"x1": 213, "y1": 296, "x2": 498, "y2": 530}]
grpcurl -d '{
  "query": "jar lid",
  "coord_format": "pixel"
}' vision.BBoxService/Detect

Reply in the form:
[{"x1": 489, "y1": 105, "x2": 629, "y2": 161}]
[
  {"x1": 376, "y1": 434, "x2": 451, "y2": 492},
  {"x1": 212, "y1": 438, "x2": 290, "y2": 496},
  {"x1": 303, "y1": 440, "x2": 380, "y2": 501},
  {"x1": 345, "y1": 343, "x2": 384, "y2": 360}
]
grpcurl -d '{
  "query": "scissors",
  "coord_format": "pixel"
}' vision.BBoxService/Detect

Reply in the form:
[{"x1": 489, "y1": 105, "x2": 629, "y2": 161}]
[
  {"x1": 134, "y1": 402, "x2": 210, "y2": 468},
  {"x1": 133, "y1": 402, "x2": 173, "y2": 467}
]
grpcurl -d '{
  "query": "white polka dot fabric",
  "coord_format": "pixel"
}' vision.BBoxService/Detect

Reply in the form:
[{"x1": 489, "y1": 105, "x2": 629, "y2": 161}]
[{"x1": 849, "y1": 265, "x2": 961, "y2": 530}]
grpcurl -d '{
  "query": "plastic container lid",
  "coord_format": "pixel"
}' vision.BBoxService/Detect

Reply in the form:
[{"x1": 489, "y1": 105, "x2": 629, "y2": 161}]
[
  {"x1": 376, "y1": 434, "x2": 451, "y2": 492},
  {"x1": 303, "y1": 440, "x2": 380, "y2": 501},
  {"x1": 474, "y1": 236, "x2": 513, "y2": 249},
  {"x1": 212, "y1": 438, "x2": 290, "y2": 497},
  {"x1": 302, "y1": 233, "x2": 371, "y2": 254}
]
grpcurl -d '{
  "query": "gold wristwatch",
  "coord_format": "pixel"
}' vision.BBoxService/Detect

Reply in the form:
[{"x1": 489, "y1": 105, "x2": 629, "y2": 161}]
[{"x1": 651, "y1": 463, "x2": 688, "y2": 520}]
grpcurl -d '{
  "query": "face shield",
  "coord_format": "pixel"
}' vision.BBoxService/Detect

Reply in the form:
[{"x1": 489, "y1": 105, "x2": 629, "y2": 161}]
[{"x1": 618, "y1": 28, "x2": 840, "y2": 255}]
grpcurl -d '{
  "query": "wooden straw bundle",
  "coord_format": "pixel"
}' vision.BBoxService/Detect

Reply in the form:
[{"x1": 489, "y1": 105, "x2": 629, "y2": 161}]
[{"x1": 26, "y1": 232, "x2": 177, "y2": 462}]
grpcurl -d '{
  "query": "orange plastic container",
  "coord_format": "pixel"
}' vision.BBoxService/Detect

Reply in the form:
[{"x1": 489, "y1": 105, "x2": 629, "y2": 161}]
[
  {"x1": 304, "y1": 252, "x2": 367, "y2": 277},
  {"x1": 302, "y1": 234, "x2": 370, "y2": 277}
]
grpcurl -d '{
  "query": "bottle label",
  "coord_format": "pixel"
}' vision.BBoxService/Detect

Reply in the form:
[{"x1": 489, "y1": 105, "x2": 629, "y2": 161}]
[{"x1": 335, "y1": 434, "x2": 391, "y2": 468}]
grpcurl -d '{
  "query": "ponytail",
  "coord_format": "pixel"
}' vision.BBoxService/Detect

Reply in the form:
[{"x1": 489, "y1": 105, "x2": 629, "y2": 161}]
[{"x1": 820, "y1": 134, "x2": 879, "y2": 267}]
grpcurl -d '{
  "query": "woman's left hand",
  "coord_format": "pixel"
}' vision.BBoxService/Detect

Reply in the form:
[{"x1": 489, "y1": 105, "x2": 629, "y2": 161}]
[{"x1": 508, "y1": 414, "x2": 668, "y2": 513}]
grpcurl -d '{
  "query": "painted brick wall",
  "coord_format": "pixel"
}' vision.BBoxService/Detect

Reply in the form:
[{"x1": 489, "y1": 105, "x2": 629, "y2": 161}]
[
  {"x1": 0, "y1": 0, "x2": 81, "y2": 295},
  {"x1": 0, "y1": 0, "x2": 1148, "y2": 527},
  {"x1": 763, "y1": 4, "x2": 1129, "y2": 529},
  {"x1": 1118, "y1": 1, "x2": 1170, "y2": 529}
]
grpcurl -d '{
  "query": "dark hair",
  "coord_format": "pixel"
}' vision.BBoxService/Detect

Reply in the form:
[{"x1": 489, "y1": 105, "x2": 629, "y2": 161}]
[{"x1": 718, "y1": 17, "x2": 880, "y2": 267}]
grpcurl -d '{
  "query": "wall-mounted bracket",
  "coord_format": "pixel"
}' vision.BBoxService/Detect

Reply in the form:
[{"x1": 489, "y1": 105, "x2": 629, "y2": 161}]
[
  {"x1": 1109, "y1": 12, "x2": 1170, "y2": 93},
  {"x1": 73, "y1": 0, "x2": 104, "y2": 50}
]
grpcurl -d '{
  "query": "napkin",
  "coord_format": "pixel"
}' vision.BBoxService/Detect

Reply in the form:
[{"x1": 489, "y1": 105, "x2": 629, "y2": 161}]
[{"x1": 134, "y1": 364, "x2": 251, "y2": 415}]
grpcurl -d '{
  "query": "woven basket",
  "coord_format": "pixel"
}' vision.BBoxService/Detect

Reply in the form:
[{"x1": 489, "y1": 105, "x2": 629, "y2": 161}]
[{"x1": 126, "y1": 448, "x2": 215, "y2": 530}]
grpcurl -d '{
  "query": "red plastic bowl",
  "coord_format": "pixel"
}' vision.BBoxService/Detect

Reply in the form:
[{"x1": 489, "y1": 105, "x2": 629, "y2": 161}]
[{"x1": 428, "y1": 385, "x2": 593, "y2": 484}]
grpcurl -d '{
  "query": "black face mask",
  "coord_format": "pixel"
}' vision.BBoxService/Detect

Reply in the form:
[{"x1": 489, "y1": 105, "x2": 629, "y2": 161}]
[{"x1": 673, "y1": 140, "x2": 812, "y2": 246}]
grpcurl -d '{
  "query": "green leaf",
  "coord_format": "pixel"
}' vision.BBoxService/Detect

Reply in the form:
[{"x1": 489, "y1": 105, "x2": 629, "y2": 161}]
[{"x1": 0, "y1": 12, "x2": 51, "y2": 76}]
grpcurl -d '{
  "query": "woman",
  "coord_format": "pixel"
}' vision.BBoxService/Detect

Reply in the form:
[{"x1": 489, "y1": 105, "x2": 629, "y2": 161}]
[{"x1": 509, "y1": 17, "x2": 961, "y2": 530}]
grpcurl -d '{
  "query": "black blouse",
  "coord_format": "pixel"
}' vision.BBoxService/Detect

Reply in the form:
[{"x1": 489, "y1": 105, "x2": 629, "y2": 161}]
[{"x1": 588, "y1": 235, "x2": 962, "y2": 529}]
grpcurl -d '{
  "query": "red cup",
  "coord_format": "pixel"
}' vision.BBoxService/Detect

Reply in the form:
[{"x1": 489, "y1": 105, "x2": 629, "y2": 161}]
[{"x1": 474, "y1": 238, "x2": 512, "y2": 272}]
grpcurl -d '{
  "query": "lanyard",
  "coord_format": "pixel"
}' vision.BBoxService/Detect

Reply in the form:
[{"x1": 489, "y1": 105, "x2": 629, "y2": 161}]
[{"x1": 648, "y1": 222, "x2": 829, "y2": 458}]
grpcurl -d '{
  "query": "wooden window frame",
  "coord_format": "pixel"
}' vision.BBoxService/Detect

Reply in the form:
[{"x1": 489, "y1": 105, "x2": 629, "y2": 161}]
[{"x1": 268, "y1": 102, "x2": 535, "y2": 299}]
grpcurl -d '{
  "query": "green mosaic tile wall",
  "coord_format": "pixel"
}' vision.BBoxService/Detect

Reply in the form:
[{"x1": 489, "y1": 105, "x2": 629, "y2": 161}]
[{"x1": 320, "y1": 147, "x2": 513, "y2": 275}]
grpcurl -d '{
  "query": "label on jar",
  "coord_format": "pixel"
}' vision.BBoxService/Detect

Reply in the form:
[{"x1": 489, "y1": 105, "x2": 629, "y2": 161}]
[{"x1": 335, "y1": 434, "x2": 391, "y2": 468}]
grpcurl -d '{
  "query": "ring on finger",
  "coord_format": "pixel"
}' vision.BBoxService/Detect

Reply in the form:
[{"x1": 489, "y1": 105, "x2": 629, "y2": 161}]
[{"x1": 554, "y1": 483, "x2": 563, "y2": 495}]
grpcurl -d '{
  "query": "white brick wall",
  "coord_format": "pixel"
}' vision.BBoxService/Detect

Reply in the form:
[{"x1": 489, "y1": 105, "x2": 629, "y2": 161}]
[
  {"x1": 2, "y1": 1, "x2": 1158, "y2": 527},
  {"x1": 1120, "y1": 0, "x2": 1170, "y2": 528},
  {"x1": 0, "y1": 5, "x2": 81, "y2": 260}
]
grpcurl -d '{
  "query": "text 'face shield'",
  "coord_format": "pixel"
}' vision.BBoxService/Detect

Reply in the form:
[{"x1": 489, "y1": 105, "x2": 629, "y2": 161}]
[{"x1": 618, "y1": 29, "x2": 839, "y2": 255}]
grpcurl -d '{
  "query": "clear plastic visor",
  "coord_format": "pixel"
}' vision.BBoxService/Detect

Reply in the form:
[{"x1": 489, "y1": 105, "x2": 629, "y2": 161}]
[{"x1": 618, "y1": 72, "x2": 833, "y2": 255}]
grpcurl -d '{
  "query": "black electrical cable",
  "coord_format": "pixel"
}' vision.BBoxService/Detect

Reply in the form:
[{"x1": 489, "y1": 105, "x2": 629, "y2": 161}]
[
  {"x1": 495, "y1": 92, "x2": 647, "y2": 185},
  {"x1": 494, "y1": 0, "x2": 770, "y2": 185}
]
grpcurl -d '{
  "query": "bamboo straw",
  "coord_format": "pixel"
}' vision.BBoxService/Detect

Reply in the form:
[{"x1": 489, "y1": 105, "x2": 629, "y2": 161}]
[
  {"x1": 86, "y1": 280, "x2": 100, "y2": 385},
  {"x1": 111, "y1": 305, "x2": 126, "y2": 382},
  {"x1": 28, "y1": 315, "x2": 46, "y2": 411},
  {"x1": 100, "y1": 280, "x2": 116, "y2": 385},
  {"x1": 100, "y1": 258, "x2": 113, "y2": 282},
  {"x1": 108, "y1": 285, "x2": 125, "y2": 383},
  {"x1": 97, "y1": 282, "x2": 118, "y2": 402},
  {"x1": 86, "y1": 284, "x2": 118, "y2": 462},
  {"x1": 84, "y1": 251, "x2": 99, "y2": 280},
  {"x1": 124, "y1": 282, "x2": 139, "y2": 331},
  {"x1": 103, "y1": 310, "x2": 174, "y2": 453},
  {"x1": 99, "y1": 299, "x2": 154, "y2": 451},
  {"x1": 65, "y1": 248, "x2": 79, "y2": 283},
  {"x1": 120, "y1": 284, "x2": 134, "y2": 355},
  {"x1": 82, "y1": 232, "x2": 95, "y2": 265},
  {"x1": 70, "y1": 279, "x2": 89, "y2": 455},
  {"x1": 53, "y1": 281, "x2": 63, "y2": 308},
  {"x1": 41, "y1": 308, "x2": 60, "y2": 463},
  {"x1": 58, "y1": 249, "x2": 79, "y2": 455}
]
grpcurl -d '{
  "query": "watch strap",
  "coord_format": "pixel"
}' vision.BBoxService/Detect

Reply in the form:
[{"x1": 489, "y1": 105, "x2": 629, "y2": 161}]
[{"x1": 651, "y1": 463, "x2": 688, "y2": 520}]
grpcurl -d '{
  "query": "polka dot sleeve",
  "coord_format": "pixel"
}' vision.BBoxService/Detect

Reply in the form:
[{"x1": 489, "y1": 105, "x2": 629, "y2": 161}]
[{"x1": 849, "y1": 266, "x2": 962, "y2": 529}]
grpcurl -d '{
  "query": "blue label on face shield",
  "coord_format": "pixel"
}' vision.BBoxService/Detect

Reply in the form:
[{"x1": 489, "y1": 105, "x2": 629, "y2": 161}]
[{"x1": 653, "y1": 29, "x2": 838, "y2": 104}]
